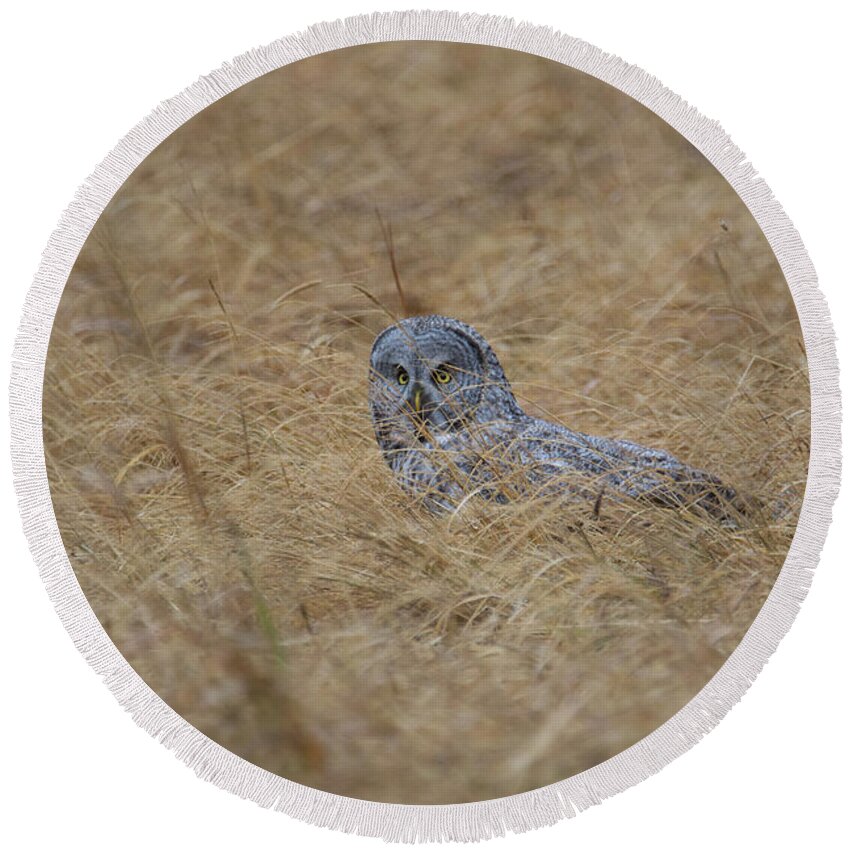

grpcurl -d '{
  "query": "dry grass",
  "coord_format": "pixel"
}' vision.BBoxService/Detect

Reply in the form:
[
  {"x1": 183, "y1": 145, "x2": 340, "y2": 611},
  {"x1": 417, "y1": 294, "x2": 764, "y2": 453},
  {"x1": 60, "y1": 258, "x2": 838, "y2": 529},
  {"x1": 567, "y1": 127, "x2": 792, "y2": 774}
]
[{"x1": 43, "y1": 42, "x2": 809, "y2": 804}]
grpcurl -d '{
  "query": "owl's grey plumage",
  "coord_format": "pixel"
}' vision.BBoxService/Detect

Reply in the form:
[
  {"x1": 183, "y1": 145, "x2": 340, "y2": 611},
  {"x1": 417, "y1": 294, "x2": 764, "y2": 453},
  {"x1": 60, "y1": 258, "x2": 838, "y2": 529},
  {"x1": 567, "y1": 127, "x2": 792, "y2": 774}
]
[{"x1": 369, "y1": 314, "x2": 742, "y2": 521}]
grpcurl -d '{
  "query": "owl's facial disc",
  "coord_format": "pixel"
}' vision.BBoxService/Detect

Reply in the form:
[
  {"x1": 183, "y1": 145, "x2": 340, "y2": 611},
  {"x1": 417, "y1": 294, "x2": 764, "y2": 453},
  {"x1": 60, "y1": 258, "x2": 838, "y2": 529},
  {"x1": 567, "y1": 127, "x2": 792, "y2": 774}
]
[
  {"x1": 369, "y1": 319, "x2": 491, "y2": 438},
  {"x1": 377, "y1": 358, "x2": 464, "y2": 434}
]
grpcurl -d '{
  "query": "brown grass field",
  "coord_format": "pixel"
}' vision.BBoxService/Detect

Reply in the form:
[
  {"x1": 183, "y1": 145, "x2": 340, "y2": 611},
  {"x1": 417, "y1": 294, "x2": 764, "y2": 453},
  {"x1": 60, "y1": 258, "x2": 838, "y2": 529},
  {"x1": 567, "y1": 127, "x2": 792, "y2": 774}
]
[{"x1": 43, "y1": 42, "x2": 809, "y2": 804}]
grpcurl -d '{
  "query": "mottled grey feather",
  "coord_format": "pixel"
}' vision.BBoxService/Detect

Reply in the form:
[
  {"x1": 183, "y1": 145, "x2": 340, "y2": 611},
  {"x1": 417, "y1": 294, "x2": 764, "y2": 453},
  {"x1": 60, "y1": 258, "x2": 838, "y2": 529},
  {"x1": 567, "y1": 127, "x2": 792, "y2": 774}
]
[{"x1": 369, "y1": 314, "x2": 742, "y2": 520}]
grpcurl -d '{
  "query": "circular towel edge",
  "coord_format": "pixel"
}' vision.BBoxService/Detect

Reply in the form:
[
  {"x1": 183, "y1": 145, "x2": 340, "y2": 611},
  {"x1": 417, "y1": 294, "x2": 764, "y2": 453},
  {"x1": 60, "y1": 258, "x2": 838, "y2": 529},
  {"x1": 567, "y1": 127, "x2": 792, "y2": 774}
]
[{"x1": 8, "y1": 9, "x2": 842, "y2": 843}]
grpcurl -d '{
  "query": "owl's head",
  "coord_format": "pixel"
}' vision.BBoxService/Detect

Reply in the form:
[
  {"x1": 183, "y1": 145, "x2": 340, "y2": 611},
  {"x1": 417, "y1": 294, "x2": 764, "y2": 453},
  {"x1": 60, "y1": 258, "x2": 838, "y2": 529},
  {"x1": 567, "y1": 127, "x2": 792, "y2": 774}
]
[{"x1": 368, "y1": 315, "x2": 522, "y2": 441}]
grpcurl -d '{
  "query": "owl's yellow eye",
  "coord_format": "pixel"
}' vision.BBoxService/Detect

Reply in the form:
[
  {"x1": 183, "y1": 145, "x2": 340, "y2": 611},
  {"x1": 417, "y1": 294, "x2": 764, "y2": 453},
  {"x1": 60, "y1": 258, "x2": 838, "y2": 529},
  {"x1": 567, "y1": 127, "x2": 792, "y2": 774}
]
[
  {"x1": 432, "y1": 368, "x2": 452, "y2": 384},
  {"x1": 397, "y1": 367, "x2": 409, "y2": 385}
]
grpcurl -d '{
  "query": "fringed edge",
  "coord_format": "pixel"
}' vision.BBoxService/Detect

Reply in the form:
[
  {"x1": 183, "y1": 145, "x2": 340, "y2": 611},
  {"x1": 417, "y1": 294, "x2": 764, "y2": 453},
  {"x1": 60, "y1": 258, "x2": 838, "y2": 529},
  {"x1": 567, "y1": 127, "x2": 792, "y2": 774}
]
[{"x1": 8, "y1": 9, "x2": 841, "y2": 844}]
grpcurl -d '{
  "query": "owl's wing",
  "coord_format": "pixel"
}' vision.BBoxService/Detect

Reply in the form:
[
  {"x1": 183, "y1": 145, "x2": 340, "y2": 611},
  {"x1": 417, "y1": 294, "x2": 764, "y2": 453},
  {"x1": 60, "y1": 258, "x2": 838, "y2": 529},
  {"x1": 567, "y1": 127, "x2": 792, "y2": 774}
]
[{"x1": 517, "y1": 419, "x2": 744, "y2": 521}]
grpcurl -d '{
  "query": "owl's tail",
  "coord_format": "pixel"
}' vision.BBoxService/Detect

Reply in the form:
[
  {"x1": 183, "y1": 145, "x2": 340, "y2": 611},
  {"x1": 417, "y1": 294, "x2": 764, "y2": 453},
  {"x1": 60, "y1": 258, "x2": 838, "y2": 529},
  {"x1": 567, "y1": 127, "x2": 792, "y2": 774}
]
[{"x1": 622, "y1": 462, "x2": 793, "y2": 528}]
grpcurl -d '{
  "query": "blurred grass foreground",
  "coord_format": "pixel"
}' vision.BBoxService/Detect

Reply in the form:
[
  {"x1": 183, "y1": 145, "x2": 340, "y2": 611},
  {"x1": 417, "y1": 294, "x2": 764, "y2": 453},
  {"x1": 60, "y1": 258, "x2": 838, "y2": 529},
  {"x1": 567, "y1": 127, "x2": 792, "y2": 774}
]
[{"x1": 44, "y1": 42, "x2": 808, "y2": 804}]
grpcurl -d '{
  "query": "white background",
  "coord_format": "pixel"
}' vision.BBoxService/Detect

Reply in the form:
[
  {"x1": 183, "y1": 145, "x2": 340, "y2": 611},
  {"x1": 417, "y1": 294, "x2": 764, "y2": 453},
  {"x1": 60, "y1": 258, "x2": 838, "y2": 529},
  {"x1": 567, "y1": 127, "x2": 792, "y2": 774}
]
[{"x1": 2, "y1": 2, "x2": 847, "y2": 847}]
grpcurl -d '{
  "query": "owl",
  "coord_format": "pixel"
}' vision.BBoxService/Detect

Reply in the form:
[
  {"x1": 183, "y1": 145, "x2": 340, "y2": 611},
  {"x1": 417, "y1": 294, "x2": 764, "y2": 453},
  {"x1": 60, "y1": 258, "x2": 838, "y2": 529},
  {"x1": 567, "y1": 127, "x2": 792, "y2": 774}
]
[{"x1": 369, "y1": 314, "x2": 743, "y2": 521}]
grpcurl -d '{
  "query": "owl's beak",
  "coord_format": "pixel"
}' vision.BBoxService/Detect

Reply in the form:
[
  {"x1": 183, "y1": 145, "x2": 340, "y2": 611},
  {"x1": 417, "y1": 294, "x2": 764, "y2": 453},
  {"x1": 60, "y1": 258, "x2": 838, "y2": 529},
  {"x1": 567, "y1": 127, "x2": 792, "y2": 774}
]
[{"x1": 406, "y1": 382, "x2": 435, "y2": 433}]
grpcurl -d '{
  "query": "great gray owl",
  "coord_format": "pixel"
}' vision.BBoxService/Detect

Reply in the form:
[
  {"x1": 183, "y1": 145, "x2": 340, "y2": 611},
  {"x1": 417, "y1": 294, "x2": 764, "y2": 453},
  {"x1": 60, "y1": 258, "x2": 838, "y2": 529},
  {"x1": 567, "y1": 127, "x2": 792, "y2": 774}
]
[{"x1": 369, "y1": 314, "x2": 743, "y2": 521}]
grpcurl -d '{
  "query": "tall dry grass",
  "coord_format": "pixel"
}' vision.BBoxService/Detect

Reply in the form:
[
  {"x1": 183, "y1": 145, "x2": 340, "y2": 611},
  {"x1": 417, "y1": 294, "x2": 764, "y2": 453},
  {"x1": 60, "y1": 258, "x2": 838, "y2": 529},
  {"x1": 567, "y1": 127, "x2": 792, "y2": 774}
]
[{"x1": 43, "y1": 42, "x2": 808, "y2": 804}]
